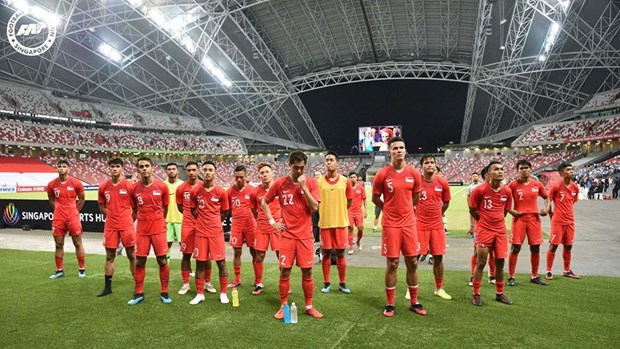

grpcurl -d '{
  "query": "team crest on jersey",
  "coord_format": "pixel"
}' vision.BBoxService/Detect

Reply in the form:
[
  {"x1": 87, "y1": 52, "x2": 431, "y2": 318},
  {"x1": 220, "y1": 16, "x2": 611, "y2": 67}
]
[
  {"x1": 119, "y1": 189, "x2": 127, "y2": 195},
  {"x1": 245, "y1": 195, "x2": 250, "y2": 200},
  {"x1": 532, "y1": 188, "x2": 539, "y2": 192},
  {"x1": 571, "y1": 191, "x2": 576, "y2": 196},
  {"x1": 211, "y1": 197, "x2": 220, "y2": 202},
  {"x1": 67, "y1": 186, "x2": 74, "y2": 191},
  {"x1": 153, "y1": 190, "x2": 161, "y2": 196},
  {"x1": 434, "y1": 186, "x2": 442, "y2": 192},
  {"x1": 500, "y1": 195, "x2": 508, "y2": 202},
  {"x1": 356, "y1": 190, "x2": 361, "y2": 194},
  {"x1": 405, "y1": 177, "x2": 414, "y2": 183}
]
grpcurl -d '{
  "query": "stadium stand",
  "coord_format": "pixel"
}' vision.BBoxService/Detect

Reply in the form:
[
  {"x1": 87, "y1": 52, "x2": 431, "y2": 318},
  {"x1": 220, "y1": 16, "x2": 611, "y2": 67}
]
[
  {"x1": 515, "y1": 115, "x2": 620, "y2": 145},
  {"x1": 580, "y1": 88, "x2": 620, "y2": 111},
  {"x1": 96, "y1": 106, "x2": 137, "y2": 125},
  {"x1": 0, "y1": 84, "x2": 62, "y2": 117},
  {"x1": 40, "y1": 155, "x2": 108, "y2": 185},
  {"x1": 0, "y1": 154, "x2": 57, "y2": 187}
]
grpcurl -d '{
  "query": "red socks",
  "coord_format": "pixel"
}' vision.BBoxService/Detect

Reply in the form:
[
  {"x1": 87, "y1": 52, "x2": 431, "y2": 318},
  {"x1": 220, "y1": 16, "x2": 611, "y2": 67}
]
[
  {"x1": 279, "y1": 276, "x2": 290, "y2": 305},
  {"x1": 134, "y1": 265, "x2": 145, "y2": 294},
  {"x1": 321, "y1": 257, "x2": 331, "y2": 283},
  {"x1": 470, "y1": 255, "x2": 477, "y2": 275},
  {"x1": 495, "y1": 280, "x2": 505, "y2": 295},
  {"x1": 196, "y1": 278, "x2": 204, "y2": 295},
  {"x1": 77, "y1": 255, "x2": 85, "y2": 270},
  {"x1": 254, "y1": 261, "x2": 263, "y2": 285},
  {"x1": 546, "y1": 251, "x2": 556, "y2": 272},
  {"x1": 408, "y1": 285, "x2": 419, "y2": 304},
  {"x1": 472, "y1": 279, "x2": 482, "y2": 295},
  {"x1": 488, "y1": 255, "x2": 496, "y2": 276},
  {"x1": 508, "y1": 252, "x2": 518, "y2": 278},
  {"x1": 302, "y1": 276, "x2": 314, "y2": 308},
  {"x1": 205, "y1": 267, "x2": 212, "y2": 283},
  {"x1": 385, "y1": 287, "x2": 395, "y2": 305},
  {"x1": 435, "y1": 277, "x2": 443, "y2": 290},
  {"x1": 336, "y1": 256, "x2": 346, "y2": 284},
  {"x1": 233, "y1": 265, "x2": 241, "y2": 283},
  {"x1": 219, "y1": 276, "x2": 228, "y2": 294},
  {"x1": 562, "y1": 249, "x2": 572, "y2": 272},
  {"x1": 531, "y1": 253, "x2": 540, "y2": 277},
  {"x1": 159, "y1": 264, "x2": 169, "y2": 293},
  {"x1": 182, "y1": 270, "x2": 190, "y2": 284},
  {"x1": 55, "y1": 256, "x2": 63, "y2": 271}
]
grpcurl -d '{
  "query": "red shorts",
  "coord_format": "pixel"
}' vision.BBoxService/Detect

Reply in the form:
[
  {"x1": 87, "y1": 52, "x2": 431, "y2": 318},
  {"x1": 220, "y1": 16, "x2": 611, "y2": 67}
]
[
  {"x1": 348, "y1": 211, "x2": 364, "y2": 228},
  {"x1": 103, "y1": 227, "x2": 136, "y2": 249},
  {"x1": 193, "y1": 235, "x2": 227, "y2": 261},
  {"x1": 180, "y1": 226, "x2": 196, "y2": 255},
  {"x1": 136, "y1": 233, "x2": 169, "y2": 257},
  {"x1": 382, "y1": 225, "x2": 419, "y2": 258},
  {"x1": 254, "y1": 232, "x2": 280, "y2": 252},
  {"x1": 52, "y1": 218, "x2": 83, "y2": 237},
  {"x1": 279, "y1": 236, "x2": 315, "y2": 269},
  {"x1": 417, "y1": 229, "x2": 446, "y2": 256},
  {"x1": 320, "y1": 227, "x2": 347, "y2": 250},
  {"x1": 510, "y1": 216, "x2": 543, "y2": 246},
  {"x1": 549, "y1": 223, "x2": 575, "y2": 245},
  {"x1": 230, "y1": 223, "x2": 256, "y2": 248},
  {"x1": 474, "y1": 228, "x2": 508, "y2": 259}
]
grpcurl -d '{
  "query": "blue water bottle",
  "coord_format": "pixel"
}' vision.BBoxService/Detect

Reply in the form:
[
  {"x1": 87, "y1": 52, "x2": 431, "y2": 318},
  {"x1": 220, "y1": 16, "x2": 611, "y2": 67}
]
[{"x1": 283, "y1": 303, "x2": 291, "y2": 324}]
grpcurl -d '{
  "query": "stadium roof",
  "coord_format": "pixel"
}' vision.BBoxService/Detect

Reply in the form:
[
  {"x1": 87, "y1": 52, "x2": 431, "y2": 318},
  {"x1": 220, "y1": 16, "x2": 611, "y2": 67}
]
[{"x1": 1, "y1": 0, "x2": 618, "y2": 149}]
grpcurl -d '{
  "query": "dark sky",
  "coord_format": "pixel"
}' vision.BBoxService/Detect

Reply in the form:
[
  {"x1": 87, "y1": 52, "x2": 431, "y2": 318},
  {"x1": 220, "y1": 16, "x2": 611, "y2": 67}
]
[{"x1": 300, "y1": 80, "x2": 469, "y2": 155}]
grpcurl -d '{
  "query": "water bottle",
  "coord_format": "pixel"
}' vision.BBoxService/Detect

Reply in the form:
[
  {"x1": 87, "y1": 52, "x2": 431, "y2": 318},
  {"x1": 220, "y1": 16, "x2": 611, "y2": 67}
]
[
  {"x1": 232, "y1": 287, "x2": 239, "y2": 307},
  {"x1": 283, "y1": 303, "x2": 291, "y2": 324},
  {"x1": 290, "y1": 302, "x2": 298, "y2": 324}
]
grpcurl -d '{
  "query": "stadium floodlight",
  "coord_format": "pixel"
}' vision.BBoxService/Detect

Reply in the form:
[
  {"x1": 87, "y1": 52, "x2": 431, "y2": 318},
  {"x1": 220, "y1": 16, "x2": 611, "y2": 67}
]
[
  {"x1": 560, "y1": 0, "x2": 570, "y2": 13},
  {"x1": 148, "y1": 8, "x2": 167, "y2": 29},
  {"x1": 7, "y1": 0, "x2": 29, "y2": 12},
  {"x1": 98, "y1": 43, "x2": 123, "y2": 63},
  {"x1": 30, "y1": 6, "x2": 60, "y2": 27},
  {"x1": 167, "y1": 16, "x2": 186, "y2": 35},
  {"x1": 202, "y1": 57, "x2": 232, "y2": 88},
  {"x1": 127, "y1": 0, "x2": 143, "y2": 7}
]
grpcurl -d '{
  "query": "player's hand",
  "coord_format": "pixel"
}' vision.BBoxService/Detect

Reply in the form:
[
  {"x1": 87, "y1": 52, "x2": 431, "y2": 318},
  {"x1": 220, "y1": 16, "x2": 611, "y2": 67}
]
[
  {"x1": 298, "y1": 175, "x2": 307, "y2": 188},
  {"x1": 363, "y1": 212, "x2": 367, "y2": 218},
  {"x1": 272, "y1": 222, "x2": 286, "y2": 231},
  {"x1": 539, "y1": 208, "x2": 549, "y2": 216},
  {"x1": 511, "y1": 210, "x2": 522, "y2": 218},
  {"x1": 467, "y1": 227, "x2": 474, "y2": 236}
]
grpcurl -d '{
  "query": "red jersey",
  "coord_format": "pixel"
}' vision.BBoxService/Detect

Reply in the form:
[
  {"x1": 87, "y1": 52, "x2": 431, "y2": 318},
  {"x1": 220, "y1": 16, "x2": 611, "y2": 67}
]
[
  {"x1": 227, "y1": 185, "x2": 256, "y2": 225},
  {"x1": 264, "y1": 176, "x2": 319, "y2": 240},
  {"x1": 469, "y1": 182, "x2": 513, "y2": 234},
  {"x1": 548, "y1": 181, "x2": 579, "y2": 225},
  {"x1": 130, "y1": 180, "x2": 169, "y2": 235},
  {"x1": 508, "y1": 179, "x2": 547, "y2": 216},
  {"x1": 176, "y1": 180, "x2": 203, "y2": 228},
  {"x1": 190, "y1": 185, "x2": 229, "y2": 237},
  {"x1": 348, "y1": 182, "x2": 366, "y2": 214},
  {"x1": 47, "y1": 177, "x2": 84, "y2": 221},
  {"x1": 251, "y1": 184, "x2": 282, "y2": 233},
  {"x1": 416, "y1": 176, "x2": 451, "y2": 231},
  {"x1": 98, "y1": 179, "x2": 135, "y2": 231},
  {"x1": 372, "y1": 164, "x2": 422, "y2": 228}
]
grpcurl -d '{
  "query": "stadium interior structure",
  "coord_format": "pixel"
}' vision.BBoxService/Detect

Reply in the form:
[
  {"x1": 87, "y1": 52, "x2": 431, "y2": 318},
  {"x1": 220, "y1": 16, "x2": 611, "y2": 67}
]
[{"x1": 1, "y1": 0, "x2": 620, "y2": 190}]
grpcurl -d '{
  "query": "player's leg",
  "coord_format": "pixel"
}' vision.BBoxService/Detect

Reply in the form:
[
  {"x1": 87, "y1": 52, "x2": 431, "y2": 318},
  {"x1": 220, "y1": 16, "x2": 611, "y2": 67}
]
[
  {"x1": 50, "y1": 232, "x2": 66, "y2": 279},
  {"x1": 179, "y1": 226, "x2": 195, "y2": 293},
  {"x1": 508, "y1": 244, "x2": 521, "y2": 286},
  {"x1": 301, "y1": 266, "x2": 322, "y2": 318},
  {"x1": 98, "y1": 248, "x2": 117, "y2": 297},
  {"x1": 166, "y1": 223, "x2": 175, "y2": 262},
  {"x1": 404, "y1": 256, "x2": 426, "y2": 315},
  {"x1": 546, "y1": 243, "x2": 559, "y2": 279},
  {"x1": 246, "y1": 228, "x2": 259, "y2": 288},
  {"x1": 129, "y1": 249, "x2": 147, "y2": 305},
  {"x1": 228, "y1": 227, "x2": 244, "y2": 288},
  {"x1": 178, "y1": 253, "x2": 193, "y2": 294},
  {"x1": 190, "y1": 259, "x2": 207, "y2": 305},
  {"x1": 493, "y1": 234, "x2": 512, "y2": 304},
  {"x1": 356, "y1": 221, "x2": 364, "y2": 250},
  {"x1": 275, "y1": 266, "x2": 292, "y2": 319},
  {"x1": 528, "y1": 244, "x2": 546, "y2": 285},
  {"x1": 70, "y1": 234, "x2": 86, "y2": 277},
  {"x1": 211, "y1": 234, "x2": 230, "y2": 303},
  {"x1": 334, "y1": 227, "x2": 349, "y2": 293},
  {"x1": 347, "y1": 226, "x2": 355, "y2": 255},
  {"x1": 373, "y1": 207, "x2": 381, "y2": 232},
  {"x1": 320, "y1": 228, "x2": 334, "y2": 292},
  {"x1": 125, "y1": 245, "x2": 136, "y2": 277},
  {"x1": 561, "y1": 224, "x2": 579, "y2": 279},
  {"x1": 472, "y1": 243, "x2": 490, "y2": 306},
  {"x1": 153, "y1": 233, "x2": 171, "y2": 304},
  {"x1": 430, "y1": 229, "x2": 451, "y2": 300},
  {"x1": 253, "y1": 248, "x2": 266, "y2": 295},
  {"x1": 508, "y1": 218, "x2": 525, "y2": 285},
  {"x1": 546, "y1": 223, "x2": 563, "y2": 279}
]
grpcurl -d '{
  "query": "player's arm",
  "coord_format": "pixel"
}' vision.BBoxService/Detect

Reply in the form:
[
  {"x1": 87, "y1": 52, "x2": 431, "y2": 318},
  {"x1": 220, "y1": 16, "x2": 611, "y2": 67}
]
[
  {"x1": 412, "y1": 191, "x2": 420, "y2": 208},
  {"x1": 467, "y1": 193, "x2": 476, "y2": 234},
  {"x1": 76, "y1": 191, "x2": 86, "y2": 212},
  {"x1": 175, "y1": 186, "x2": 184, "y2": 213},
  {"x1": 346, "y1": 180, "x2": 353, "y2": 209},
  {"x1": 261, "y1": 197, "x2": 284, "y2": 231},
  {"x1": 441, "y1": 200, "x2": 450, "y2": 215},
  {"x1": 298, "y1": 175, "x2": 319, "y2": 212},
  {"x1": 362, "y1": 197, "x2": 367, "y2": 218},
  {"x1": 98, "y1": 203, "x2": 107, "y2": 217},
  {"x1": 505, "y1": 192, "x2": 516, "y2": 217},
  {"x1": 371, "y1": 194, "x2": 383, "y2": 209},
  {"x1": 541, "y1": 188, "x2": 553, "y2": 216},
  {"x1": 47, "y1": 194, "x2": 55, "y2": 210},
  {"x1": 162, "y1": 205, "x2": 168, "y2": 219},
  {"x1": 468, "y1": 189, "x2": 480, "y2": 221},
  {"x1": 469, "y1": 206, "x2": 480, "y2": 221}
]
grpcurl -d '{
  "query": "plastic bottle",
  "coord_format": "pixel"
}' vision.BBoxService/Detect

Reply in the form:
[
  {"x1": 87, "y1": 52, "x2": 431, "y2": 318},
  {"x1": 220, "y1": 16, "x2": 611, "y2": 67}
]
[
  {"x1": 232, "y1": 287, "x2": 239, "y2": 307},
  {"x1": 290, "y1": 302, "x2": 298, "y2": 324},
  {"x1": 283, "y1": 303, "x2": 291, "y2": 324}
]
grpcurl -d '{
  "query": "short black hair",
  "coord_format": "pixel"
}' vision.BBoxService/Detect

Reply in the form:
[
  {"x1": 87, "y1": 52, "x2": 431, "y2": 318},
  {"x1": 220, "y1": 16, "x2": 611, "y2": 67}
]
[
  {"x1": 234, "y1": 165, "x2": 246, "y2": 173},
  {"x1": 387, "y1": 136, "x2": 405, "y2": 148},
  {"x1": 166, "y1": 162, "x2": 178, "y2": 169},
  {"x1": 136, "y1": 157, "x2": 152, "y2": 167},
  {"x1": 419, "y1": 154, "x2": 435, "y2": 166},
  {"x1": 185, "y1": 160, "x2": 199, "y2": 168},
  {"x1": 348, "y1": 171, "x2": 357, "y2": 177},
  {"x1": 558, "y1": 162, "x2": 572, "y2": 172},
  {"x1": 486, "y1": 161, "x2": 502, "y2": 173},
  {"x1": 288, "y1": 150, "x2": 307, "y2": 165},
  {"x1": 325, "y1": 151, "x2": 339, "y2": 161},
  {"x1": 436, "y1": 166, "x2": 441, "y2": 173},
  {"x1": 516, "y1": 159, "x2": 532, "y2": 169},
  {"x1": 57, "y1": 159, "x2": 70, "y2": 167},
  {"x1": 108, "y1": 158, "x2": 124, "y2": 166},
  {"x1": 256, "y1": 162, "x2": 272, "y2": 171},
  {"x1": 471, "y1": 172, "x2": 479, "y2": 176},
  {"x1": 203, "y1": 160, "x2": 217, "y2": 170},
  {"x1": 480, "y1": 166, "x2": 488, "y2": 178}
]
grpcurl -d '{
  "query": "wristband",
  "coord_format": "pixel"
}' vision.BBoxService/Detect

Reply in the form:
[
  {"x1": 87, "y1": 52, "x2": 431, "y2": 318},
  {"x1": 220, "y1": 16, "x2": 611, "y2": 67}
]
[{"x1": 269, "y1": 218, "x2": 276, "y2": 225}]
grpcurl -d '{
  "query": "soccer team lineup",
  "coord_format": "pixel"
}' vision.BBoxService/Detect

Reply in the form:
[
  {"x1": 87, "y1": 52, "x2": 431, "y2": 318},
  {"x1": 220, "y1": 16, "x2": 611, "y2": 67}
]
[{"x1": 44, "y1": 136, "x2": 582, "y2": 319}]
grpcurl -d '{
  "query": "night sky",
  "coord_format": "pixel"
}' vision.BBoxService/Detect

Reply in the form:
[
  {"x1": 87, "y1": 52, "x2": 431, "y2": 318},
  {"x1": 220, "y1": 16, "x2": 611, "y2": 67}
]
[{"x1": 301, "y1": 79, "x2": 469, "y2": 155}]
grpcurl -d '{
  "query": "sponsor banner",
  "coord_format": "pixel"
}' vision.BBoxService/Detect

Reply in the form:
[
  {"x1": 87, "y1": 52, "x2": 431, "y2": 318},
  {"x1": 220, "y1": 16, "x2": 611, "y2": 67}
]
[
  {"x1": 0, "y1": 199, "x2": 232, "y2": 234},
  {"x1": 1, "y1": 200, "x2": 105, "y2": 231},
  {"x1": 84, "y1": 185, "x2": 99, "y2": 191},
  {"x1": 0, "y1": 187, "x2": 17, "y2": 193},
  {"x1": 564, "y1": 134, "x2": 620, "y2": 143},
  {"x1": 16, "y1": 186, "x2": 46, "y2": 192},
  {"x1": 448, "y1": 181, "x2": 464, "y2": 186}
]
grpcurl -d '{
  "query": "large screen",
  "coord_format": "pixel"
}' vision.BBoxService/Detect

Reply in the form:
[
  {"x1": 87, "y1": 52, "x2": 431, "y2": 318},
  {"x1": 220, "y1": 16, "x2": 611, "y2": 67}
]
[{"x1": 358, "y1": 125, "x2": 402, "y2": 152}]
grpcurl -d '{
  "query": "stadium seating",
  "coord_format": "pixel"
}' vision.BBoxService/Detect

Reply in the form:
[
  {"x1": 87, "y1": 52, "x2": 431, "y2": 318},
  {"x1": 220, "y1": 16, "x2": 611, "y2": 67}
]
[
  {"x1": 40, "y1": 155, "x2": 108, "y2": 185},
  {"x1": 516, "y1": 115, "x2": 620, "y2": 145},
  {"x1": 581, "y1": 88, "x2": 620, "y2": 111},
  {"x1": 0, "y1": 154, "x2": 57, "y2": 187},
  {"x1": 0, "y1": 84, "x2": 61, "y2": 116}
]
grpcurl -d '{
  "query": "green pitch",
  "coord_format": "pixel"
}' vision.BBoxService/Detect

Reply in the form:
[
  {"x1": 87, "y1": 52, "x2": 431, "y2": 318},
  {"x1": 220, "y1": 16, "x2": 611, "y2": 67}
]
[{"x1": 1, "y1": 249, "x2": 618, "y2": 348}]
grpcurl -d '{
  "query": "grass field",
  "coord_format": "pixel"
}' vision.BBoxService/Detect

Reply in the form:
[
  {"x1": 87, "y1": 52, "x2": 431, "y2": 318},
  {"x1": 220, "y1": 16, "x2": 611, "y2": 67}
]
[
  {"x1": 1, "y1": 249, "x2": 619, "y2": 348},
  {"x1": 2, "y1": 185, "x2": 508, "y2": 238}
]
